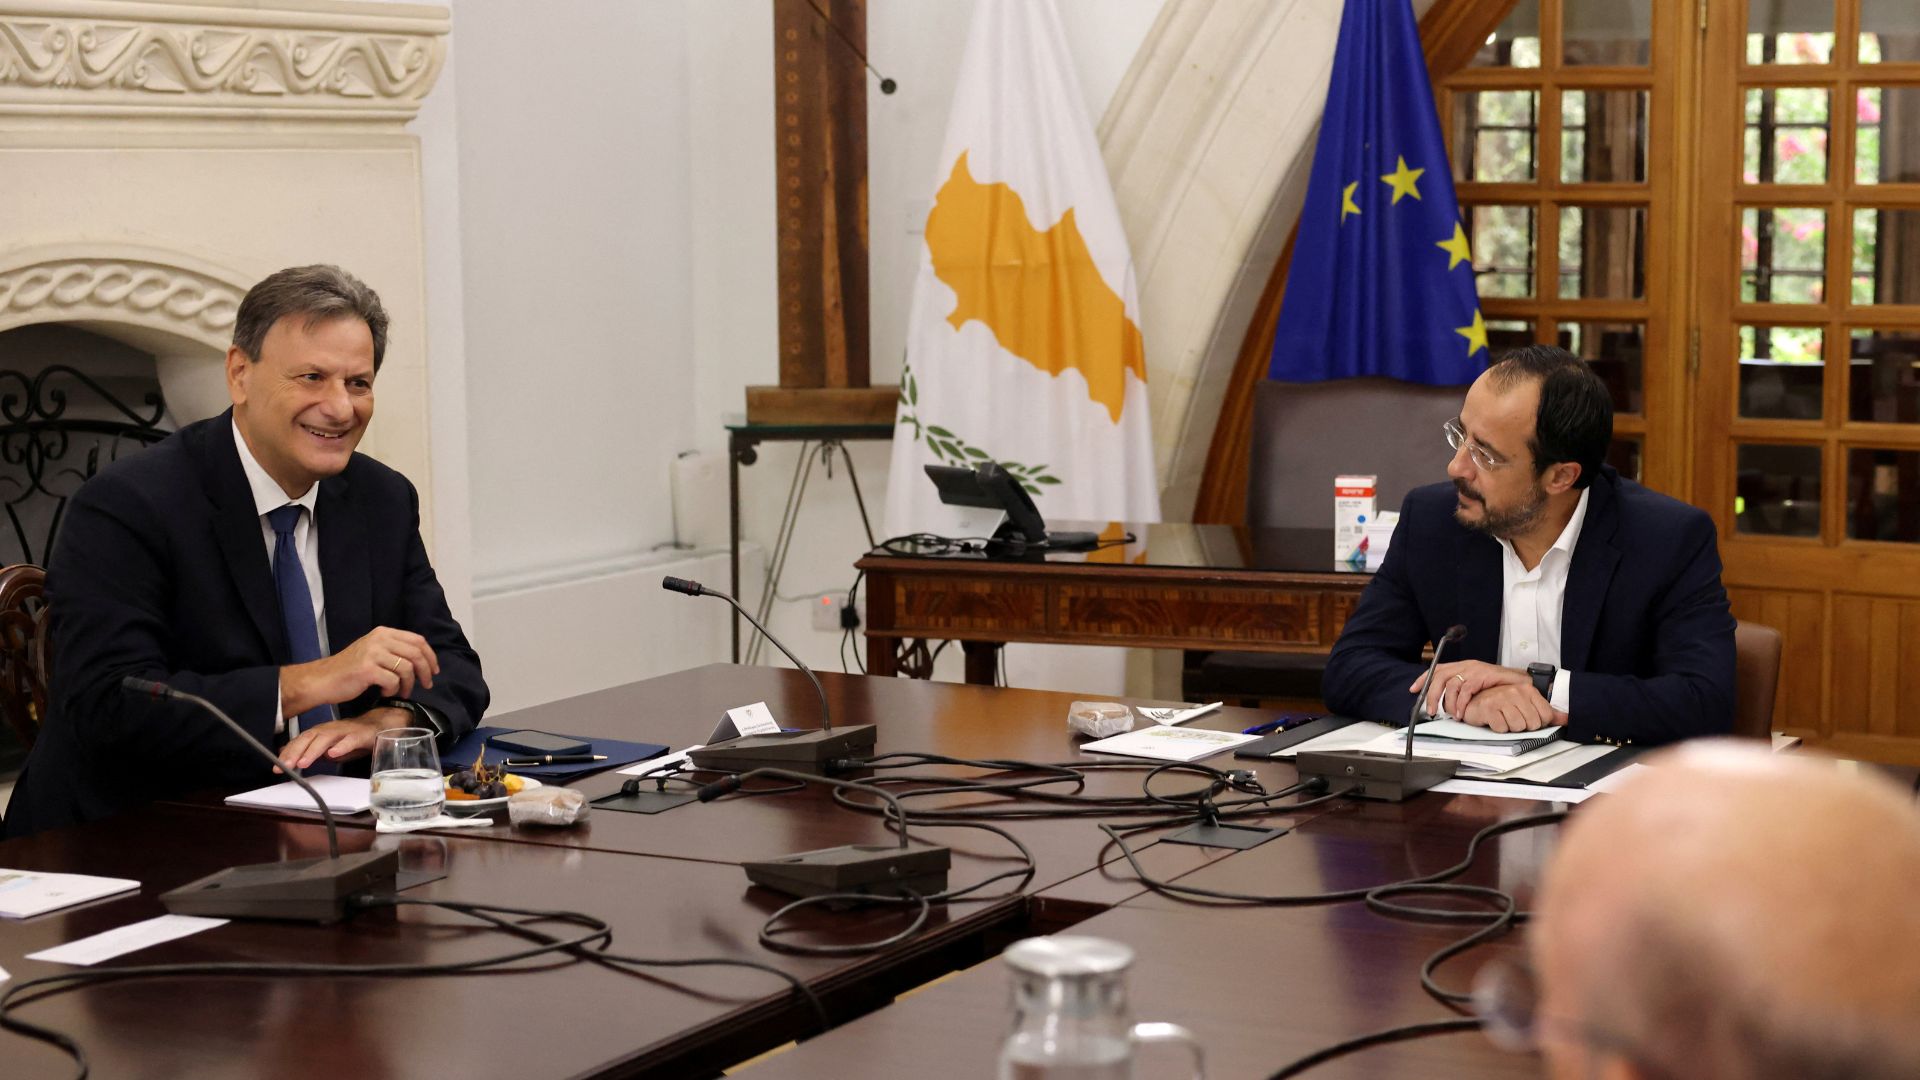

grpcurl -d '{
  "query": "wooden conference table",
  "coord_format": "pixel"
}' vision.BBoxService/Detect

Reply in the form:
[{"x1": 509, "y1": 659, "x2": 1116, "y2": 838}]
[
  {"x1": 0, "y1": 665, "x2": 1562, "y2": 1079},
  {"x1": 858, "y1": 523, "x2": 1373, "y2": 684}
]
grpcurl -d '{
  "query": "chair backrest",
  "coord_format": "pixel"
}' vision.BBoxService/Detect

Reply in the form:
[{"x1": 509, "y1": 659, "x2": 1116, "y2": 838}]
[
  {"x1": 1246, "y1": 377, "x2": 1463, "y2": 528},
  {"x1": 1732, "y1": 619, "x2": 1782, "y2": 740},
  {"x1": 0, "y1": 564, "x2": 50, "y2": 750}
]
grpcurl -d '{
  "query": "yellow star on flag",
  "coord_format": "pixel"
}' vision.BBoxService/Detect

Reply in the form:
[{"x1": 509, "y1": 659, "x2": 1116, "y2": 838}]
[
  {"x1": 1437, "y1": 223, "x2": 1472, "y2": 269},
  {"x1": 1456, "y1": 311, "x2": 1489, "y2": 357},
  {"x1": 1379, "y1": 156, "x2": 1425, "y2": 204},
  {"x1": 1340, "y1": 181, "x2": 1361, "y2": 223}
]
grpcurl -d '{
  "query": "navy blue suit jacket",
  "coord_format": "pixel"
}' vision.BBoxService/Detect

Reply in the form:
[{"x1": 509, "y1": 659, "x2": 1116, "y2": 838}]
[
  {"x1": 1323, "y1": 467, "x2": 1735, "y2": 746},
  {"x1": 4, "y1": 412, "x2": 487, "y2": 836}
]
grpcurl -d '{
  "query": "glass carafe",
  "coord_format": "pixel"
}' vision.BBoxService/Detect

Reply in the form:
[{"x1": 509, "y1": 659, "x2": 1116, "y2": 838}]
[{"x1": 997, "y1": 935, "x2": 1204, "y2": 1080}]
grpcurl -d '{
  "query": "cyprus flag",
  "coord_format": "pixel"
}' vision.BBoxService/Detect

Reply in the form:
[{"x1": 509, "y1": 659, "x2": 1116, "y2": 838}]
[{"x1": 884, "y1": 0, "x2": 1160, "y2": 541}]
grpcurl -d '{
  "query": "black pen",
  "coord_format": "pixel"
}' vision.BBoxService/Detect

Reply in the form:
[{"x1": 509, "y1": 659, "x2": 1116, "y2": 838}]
[{"x1": 500, "y1": 754, "x2": 608, "y2": 766}]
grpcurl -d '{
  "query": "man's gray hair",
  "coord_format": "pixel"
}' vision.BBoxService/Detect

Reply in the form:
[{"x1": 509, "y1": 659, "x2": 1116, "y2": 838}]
[{"x1": 231, "y1": 265, "x2": 389, "y2": 370}]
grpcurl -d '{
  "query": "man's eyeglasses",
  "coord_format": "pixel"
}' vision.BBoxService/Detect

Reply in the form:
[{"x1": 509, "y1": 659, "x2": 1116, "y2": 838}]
[
  {"x1": 1444, "y1": 417, "x2": 1508, "y2": 472},
  {"x1": 1472, "y1": 957, "x2": 1675, "y2": 1078}
]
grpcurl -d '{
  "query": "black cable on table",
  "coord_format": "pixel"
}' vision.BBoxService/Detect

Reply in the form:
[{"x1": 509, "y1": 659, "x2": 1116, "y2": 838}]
[{"x1": 1263, "y1": 1017, "x2": 1487, "y2": 1079}]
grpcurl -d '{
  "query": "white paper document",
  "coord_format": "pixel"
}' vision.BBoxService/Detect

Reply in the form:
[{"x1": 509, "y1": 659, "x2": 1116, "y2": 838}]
[
  {"x1": 1080, "y1": 725, "x2": 1260, "y2": 763},
  {"x1": 0, "y1": 870, "x2": 140, "y2": 919},
  {"x1": 619, "y1": 745, "x2": 704, "y2": 776},
  {"x1": 1135, "y1": 702, "x2": 1223, "y2": 726},
  {"x1": 1431, "y1": 778, "x2": 1598, "y2": 804},
  {"x1": 1356, "y1": 729, "x2": 1582, "y2": 777},
  {"x1": 1267, "y1": 721, "x2": 1397, "y2": 758},
  {"x1": 27, "y1": 914, "x2": 228, "y2": 966},
  {"x1": 224, "y1": 775, "x2": 371, "y2": 814}
]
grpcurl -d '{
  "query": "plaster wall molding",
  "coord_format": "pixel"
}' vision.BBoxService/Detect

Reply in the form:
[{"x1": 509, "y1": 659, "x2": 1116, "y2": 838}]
[
  {"x1": 1098, "y1": 0, "x2": 1435, "y2": 519},
  {"x1": 0, "y1": 247, "x2": 247, "y2": 355},
  {"x1": 0, "y1": 0, "x2": 447, "y2": 119}
]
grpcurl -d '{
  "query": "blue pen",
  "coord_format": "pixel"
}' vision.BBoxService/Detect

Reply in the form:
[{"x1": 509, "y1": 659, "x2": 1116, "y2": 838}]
[{"x1": 1242, "y1": 713, "x2": 1319, "y2": 736}]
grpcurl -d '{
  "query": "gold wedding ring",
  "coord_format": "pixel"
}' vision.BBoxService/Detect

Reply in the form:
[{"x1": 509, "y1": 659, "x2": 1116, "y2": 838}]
[
  {"x1": 1451, "y1": 673, "x2": 1467, "y2": 683},
  {"x1": 391, "y1": 659, "x2": 406, "y2": 675}
]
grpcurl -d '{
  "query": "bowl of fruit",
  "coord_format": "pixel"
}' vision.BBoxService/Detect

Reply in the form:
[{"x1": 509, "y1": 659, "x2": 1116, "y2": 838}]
[{"x1": 444, "y1": 754, "x2": 540, "y2": 814}]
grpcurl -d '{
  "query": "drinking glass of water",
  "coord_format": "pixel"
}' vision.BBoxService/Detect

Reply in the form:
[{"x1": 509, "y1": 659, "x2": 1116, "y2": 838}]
[{"x1": 370, "y1": 727, "x2": 444, "y2": 825}]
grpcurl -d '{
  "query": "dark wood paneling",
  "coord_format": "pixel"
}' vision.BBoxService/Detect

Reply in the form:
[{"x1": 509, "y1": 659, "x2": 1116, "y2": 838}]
[
  {"x1": 1726, "y1": 586, "x2": 1824, "y2": 734},
  {"x1": 1056, "y1": 585, "x2": 1326, "y2": 645},
  {"x1": 889, "y1": 577, "x2": 1049, "y2": 635}
]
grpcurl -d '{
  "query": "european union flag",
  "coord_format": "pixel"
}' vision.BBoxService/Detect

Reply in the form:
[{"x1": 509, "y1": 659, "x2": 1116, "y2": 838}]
[{"x1": 1267, "y1": 0, "x2": 1486, "y2": 385}]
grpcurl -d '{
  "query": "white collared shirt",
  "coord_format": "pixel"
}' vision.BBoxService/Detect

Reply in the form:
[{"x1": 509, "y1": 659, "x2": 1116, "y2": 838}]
[
  {"x1": 1494, "y1": 487, "x2": 1588, "y2": 712},
  {"x1": 232, "y1": 418, "x2": 329, "y2": 731}
]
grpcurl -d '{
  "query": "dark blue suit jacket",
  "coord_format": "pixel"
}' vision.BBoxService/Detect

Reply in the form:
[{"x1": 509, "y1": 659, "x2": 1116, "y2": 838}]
[
  {"x1": 1323, "y1": 467, "x2": 1734, "y2": 745},
  {"x1": 4, "y1": 412, "x2": 487, "y2": 836}
]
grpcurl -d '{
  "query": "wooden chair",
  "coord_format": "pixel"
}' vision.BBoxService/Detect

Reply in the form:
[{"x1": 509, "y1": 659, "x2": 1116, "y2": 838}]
[
  {"x1": 1185, "y1": 377, "x2": 1463, "y2": 707},
  {"x1": 0, "y1": 564, "x2": 50, "y2": 751},
  {"x1": 1732, "y1": 619, "x2": 1782, "y2": 741}
]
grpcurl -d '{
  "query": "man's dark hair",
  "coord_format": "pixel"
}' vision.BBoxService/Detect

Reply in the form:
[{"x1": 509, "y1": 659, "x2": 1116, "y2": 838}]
[
  {"x1": 231, "y1": 265, "x2": 389, "y2": 371},
  {"x1": 1487, "y1": 344, "x2": 1613, "y2": 490}
]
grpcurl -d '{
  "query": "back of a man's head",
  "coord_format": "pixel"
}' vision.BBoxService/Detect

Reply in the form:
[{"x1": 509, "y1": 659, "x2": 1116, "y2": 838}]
[{"x1": 1532, "y1": 741, "x2": 1920, "y2": 1080}]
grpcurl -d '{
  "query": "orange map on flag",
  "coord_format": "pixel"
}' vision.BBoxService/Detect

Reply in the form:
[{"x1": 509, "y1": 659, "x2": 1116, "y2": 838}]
[{"x1": 924, "y1": 151, "x2": 1146, "y2": 423}]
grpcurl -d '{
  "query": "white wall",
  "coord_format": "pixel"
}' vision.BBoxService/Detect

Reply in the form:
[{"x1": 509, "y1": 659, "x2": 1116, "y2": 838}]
[{"x1": 420, "y1": 0, "x2": 1169, "y2": 714}]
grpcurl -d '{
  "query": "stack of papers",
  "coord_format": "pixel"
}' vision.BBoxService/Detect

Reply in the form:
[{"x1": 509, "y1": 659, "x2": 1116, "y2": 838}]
[
  {"x1": 1079, "y1": 725, "x2": 1261, "y2": 763},
  {"x1": 0, "y1": 870, "x2": 139, "y2": 919},
  {"x1": 224, "y1": 775, "x2": 372, "y2": 814},
  {"x1": 1355, "y1": 728, "x2": 1586, "y2": 778},
  {"x1": 1401, "y1": 719, "x2": 1563, "y2": 757}
]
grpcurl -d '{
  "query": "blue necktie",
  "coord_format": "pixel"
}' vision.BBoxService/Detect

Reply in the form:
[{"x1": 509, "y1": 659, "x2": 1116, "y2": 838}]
[{"x1": 267, "y1": 505, "x2": 337, "y2": 769}]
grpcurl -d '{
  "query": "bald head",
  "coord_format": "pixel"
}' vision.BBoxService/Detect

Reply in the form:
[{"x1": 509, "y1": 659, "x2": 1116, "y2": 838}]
[{"x1": 1531, "y1": 741, "x2": 1920, "y2": 1080}]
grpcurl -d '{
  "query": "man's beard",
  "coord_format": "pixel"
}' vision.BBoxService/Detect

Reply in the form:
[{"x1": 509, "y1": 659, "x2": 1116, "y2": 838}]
[{"x1": 1454, "y1": 477, "x2": 1547, "y2": 540}]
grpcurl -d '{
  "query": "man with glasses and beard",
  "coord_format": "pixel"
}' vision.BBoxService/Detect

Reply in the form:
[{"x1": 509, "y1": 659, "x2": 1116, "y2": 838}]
[{"x1": 1324, "y1": 346, "x2": 1734, "y2": 746}]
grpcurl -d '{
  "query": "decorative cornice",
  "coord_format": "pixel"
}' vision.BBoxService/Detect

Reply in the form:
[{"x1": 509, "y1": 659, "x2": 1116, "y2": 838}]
[
  {"x1": 0, "y1": 257, "x2": 241, "y2": 344},
  {"x1": 0, "y1": 2, "x2": 448, "y2": 119}
]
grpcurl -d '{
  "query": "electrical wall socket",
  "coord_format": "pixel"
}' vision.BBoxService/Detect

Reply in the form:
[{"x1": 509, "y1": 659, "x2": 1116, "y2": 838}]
[{"x1": 811, "y1": 593, "x2": 844, "y2": 631}]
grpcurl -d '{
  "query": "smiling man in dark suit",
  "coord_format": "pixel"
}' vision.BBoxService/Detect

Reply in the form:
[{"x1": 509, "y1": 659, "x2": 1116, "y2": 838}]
[
  {"x1": 1324, "y1": 345, "x2": 1734, "y2": 747},
  {"x1": 5, "y1": 265, "x2": 487, "y2": 836}
]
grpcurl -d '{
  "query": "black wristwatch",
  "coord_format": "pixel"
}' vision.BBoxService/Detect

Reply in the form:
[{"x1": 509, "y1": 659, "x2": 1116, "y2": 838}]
[
  {"x1": 1527, "y1": 662, "x2": 1556, "y2": 700},
  {"x1": 377, "y1": 697, "x2": 448, "y2": 741}
]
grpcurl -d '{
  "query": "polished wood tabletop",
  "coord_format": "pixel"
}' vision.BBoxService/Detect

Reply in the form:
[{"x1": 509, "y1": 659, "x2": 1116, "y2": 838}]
[{"x1": 1, "y1": 665, "x2": 1573, "y2": 1079}]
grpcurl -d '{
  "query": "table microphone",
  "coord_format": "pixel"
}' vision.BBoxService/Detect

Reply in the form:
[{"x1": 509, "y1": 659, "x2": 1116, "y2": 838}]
[
  {"x1": 695, "y1": 767, "x2": 948, "y2": 900},
  {"x1": 662, "y1": 576, "x2": 877, "y2": 774},
  {"x1": 1294, "y1": 624, "x2": 1467, "y2": 802},
  {"x1": 121, "y1": 676, "x2": 397, "y2": 923}
]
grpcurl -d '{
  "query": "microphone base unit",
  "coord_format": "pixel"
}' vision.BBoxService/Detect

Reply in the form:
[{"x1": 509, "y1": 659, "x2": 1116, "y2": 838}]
[
  {"x1": 1294, "y1": 750, "x2": 1458, "y2": 803},
  {"x1": 744, "y1": 842, "x2": 951, "y2": 902},
  {"x1": 688, "y1": 724, "x2": 878, "y2": 775},
  {"x1": 160, "y1": 849, "x2": 400, "y2": 924}
]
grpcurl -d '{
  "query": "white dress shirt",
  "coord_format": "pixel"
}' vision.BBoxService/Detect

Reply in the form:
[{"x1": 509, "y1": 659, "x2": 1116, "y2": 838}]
[
  {"x1": 232, "y1": 419, "x2": 329, "y2": 732},
  {"x1": 1438, "y1": 488, "x2": 1589, "y2": 718}
]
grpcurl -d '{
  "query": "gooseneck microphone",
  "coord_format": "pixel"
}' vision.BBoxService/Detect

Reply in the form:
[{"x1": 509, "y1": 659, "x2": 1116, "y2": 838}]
[
  {"x1": 664, "y1": 576, "x2": 831, "y2": 730},
  {"x1": 664, "y1": 576, "x2": 878, "y2": 774},
  {"x1": 121, "y1": 676, "x2": 397, "y2": 922},
  {"x1": 694, "y1": 767, "x2": 948, "y2": 899},
  {"x1": 124, "y1": 676, "x2": 341, "y2": 858},
  {"x1": 1406, "y1": 624, "x2": 1469, "y2": 763},
  {"x1": 1293, "y1": 624, "x2": 1470, "y2": 802}
]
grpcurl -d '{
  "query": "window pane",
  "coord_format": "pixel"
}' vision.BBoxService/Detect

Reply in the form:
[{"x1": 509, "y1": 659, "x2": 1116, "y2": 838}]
[
  {"x1": 1851, "y1": 209, "x2": 1920, "y2": 306},
  {"x1": 1607, "y1": 437, "x2": 1642, "y2": 482},
  {"x1": 1856, "y1": 88, "x2": 1920, "y2": 184},
  {"x1": 1564, "y1": 321, "x2": 1644, "y2": 413},
  {"x1": 1848, "y1": 448, "x2": 1920, "y2": 542},
  {"x1": 1850, "y1": 328, "x2": 1920, "y2": 423},
  {"x1": 1742, "y1": 87, "x2": 1829, "y2": 184},
  {"x1": 1453, "y1": 91, "x2": 1538, "y2": 182},
  {"x1": 1739, "y1": 325, "x2": 1825, "y2": 420},
  {"x1": 1487, "y1": 319, "x2": 1536, "y2": 355},
  {"x1": 1559, "y1": 206, "x2": 1646, "y2": 300},
  {"x1": 1741, "y1": 208, "x2": 1827, "y2": 304},
  {"x1": 1564, "y1": 0, "x2": 1651, "y2": 66},
  {"x1": 1746, "y1": 1, "x2": 1834, "y2": 64},
  {"x1": 1736, "y1": 444, "x2": 1823, "y2": 537},
  {"x1": 1471, "y1": 204, "x2": 1537, "y2": 298},
  {"x1": 1470, "y1": 0, "x2": 1541, "y2": 68},
  {"x1": 1860, "y1": 2, "x2": 1920, "y2": 64},
  {"x1": 1562, "y1": 90, "x2": 1649, "y2": 183}
]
